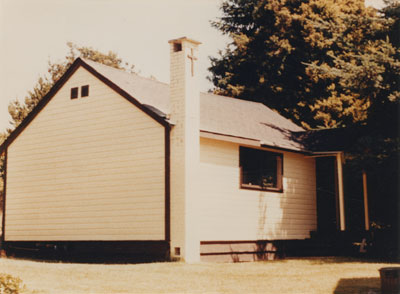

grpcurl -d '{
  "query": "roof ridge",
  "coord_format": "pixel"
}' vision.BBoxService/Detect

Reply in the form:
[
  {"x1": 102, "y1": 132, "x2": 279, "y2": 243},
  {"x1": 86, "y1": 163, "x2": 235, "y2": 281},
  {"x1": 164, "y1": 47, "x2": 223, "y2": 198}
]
[
  {"x1": 81, "y1": 59, "x2": 285, "y2": 114},
  {"x1": 81, "y1": 58, "x2": 273, "y2": 106},
  {"x1": 201, "y1": 91, "x2": 266, "y2": 107},
  {"x1": 81, "y1": 58, "x2": 170, "y2": 87}
]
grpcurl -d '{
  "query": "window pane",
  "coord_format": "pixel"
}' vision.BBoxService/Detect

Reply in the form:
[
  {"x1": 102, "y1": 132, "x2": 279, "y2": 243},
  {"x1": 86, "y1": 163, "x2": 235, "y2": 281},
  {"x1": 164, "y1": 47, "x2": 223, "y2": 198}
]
[
  {"x1": 260, "y1": 155, "x2": 277, "y2": 188},
  {"x1": 81, "y1": 85, "x2": 89, "y2": 97},
  {"x1": 240, "y1": 147, "x2": 281, "y2": 190},
  {"x1": 70, "y1": 87, "x2": 78, "y2": 99}
]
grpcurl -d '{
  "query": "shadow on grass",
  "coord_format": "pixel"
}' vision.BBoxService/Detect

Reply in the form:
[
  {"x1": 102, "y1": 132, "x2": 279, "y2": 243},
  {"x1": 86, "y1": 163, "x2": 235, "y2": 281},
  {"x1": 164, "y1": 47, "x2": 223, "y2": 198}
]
[
  {"x1": 307, "y1": 256, "x2": 400, "y2": 265},
  {"x1": 334, "y1": 277, "x2": 381, "y2": 294}
]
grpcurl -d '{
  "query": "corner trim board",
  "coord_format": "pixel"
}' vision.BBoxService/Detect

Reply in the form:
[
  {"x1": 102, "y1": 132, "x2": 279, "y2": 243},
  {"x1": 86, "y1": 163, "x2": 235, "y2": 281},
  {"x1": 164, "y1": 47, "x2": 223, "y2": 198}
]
[
  {"x1": 165, "y1": 125, "x2": 171, "y2": 243},
  {"x1": 1, "y1": 149, "x2": 7, "y2": 247}
]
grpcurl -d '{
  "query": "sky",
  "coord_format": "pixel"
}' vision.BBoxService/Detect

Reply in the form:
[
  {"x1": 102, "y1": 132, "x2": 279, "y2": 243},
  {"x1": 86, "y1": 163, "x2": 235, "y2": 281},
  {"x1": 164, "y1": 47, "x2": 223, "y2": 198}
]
[
  {"x1": 0, "y1": 0, "x2": 386, "y2": 133},
  {"x1": 0, "y1": 0, "x2": 230, "y2": 132}
]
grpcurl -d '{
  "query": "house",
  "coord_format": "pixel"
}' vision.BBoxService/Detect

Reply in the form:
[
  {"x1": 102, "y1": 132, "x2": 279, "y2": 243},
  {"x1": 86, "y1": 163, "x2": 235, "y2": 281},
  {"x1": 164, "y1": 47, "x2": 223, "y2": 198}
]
[{"x1": 0, "y1": 37, "x2": 347, "y2": 262}]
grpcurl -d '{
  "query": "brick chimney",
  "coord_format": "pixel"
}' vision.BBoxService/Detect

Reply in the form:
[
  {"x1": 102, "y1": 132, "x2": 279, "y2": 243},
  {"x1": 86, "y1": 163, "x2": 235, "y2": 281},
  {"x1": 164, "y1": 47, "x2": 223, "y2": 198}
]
[{"x1": 168, "y1": 37, "x2": 201, "y2": 262}]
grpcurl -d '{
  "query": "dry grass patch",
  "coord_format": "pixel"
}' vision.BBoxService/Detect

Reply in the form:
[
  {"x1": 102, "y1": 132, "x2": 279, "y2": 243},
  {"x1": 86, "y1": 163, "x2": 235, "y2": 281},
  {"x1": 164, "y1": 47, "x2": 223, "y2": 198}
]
[{"x1": 0, "y1": 257, "x2": 397, "y2": 293}]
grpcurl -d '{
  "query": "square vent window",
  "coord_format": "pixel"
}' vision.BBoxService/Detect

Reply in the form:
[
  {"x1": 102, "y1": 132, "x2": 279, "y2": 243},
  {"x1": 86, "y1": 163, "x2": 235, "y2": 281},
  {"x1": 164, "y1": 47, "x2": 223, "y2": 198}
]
[
  {"x1": 81, "y1": 85, "x2": 89, "y2": 97},
  {"x1": 173, "y1": 43, "x2": 182, "y2": 52},
  {"x1": 70, "y1": 87, "x2": 78, "y2": 99}
]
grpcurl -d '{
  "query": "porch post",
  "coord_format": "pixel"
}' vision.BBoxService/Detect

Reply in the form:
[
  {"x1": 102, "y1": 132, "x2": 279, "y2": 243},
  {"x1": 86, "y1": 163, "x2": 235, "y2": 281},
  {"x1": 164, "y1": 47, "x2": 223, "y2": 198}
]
[
  {"x1": 336, "y1": 152, "x2": 346, "y2": 231},
  {"x1": 362, "y1": 170, "x2": 370, "y2": 231}
]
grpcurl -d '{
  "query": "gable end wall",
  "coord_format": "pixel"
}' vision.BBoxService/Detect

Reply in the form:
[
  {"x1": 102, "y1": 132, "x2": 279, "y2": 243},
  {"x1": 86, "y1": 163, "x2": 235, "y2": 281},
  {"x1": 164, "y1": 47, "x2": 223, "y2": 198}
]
[{"x1": 5, "y1": 66, "x2": 166, "y2": 241}]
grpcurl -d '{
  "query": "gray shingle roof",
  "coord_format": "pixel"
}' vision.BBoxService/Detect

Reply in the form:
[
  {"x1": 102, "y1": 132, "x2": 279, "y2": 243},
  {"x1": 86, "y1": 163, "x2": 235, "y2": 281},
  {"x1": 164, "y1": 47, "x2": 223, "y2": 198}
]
[{"x1": 83, "y1": 59, "x2": 307, "y2": 152}]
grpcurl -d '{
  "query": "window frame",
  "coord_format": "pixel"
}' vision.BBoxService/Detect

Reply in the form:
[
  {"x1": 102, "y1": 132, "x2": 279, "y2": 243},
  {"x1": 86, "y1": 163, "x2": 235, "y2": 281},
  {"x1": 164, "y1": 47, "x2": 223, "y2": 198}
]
[{"x1": 239, "y1": 146, "x2": 283, "y2": 193}]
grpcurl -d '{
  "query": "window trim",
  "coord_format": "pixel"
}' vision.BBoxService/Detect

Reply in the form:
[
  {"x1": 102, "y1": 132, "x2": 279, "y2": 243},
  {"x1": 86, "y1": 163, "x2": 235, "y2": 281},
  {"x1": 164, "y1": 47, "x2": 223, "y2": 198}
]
[{"x1": 239, "y1": 146, "x2": 283, "y2": 193}]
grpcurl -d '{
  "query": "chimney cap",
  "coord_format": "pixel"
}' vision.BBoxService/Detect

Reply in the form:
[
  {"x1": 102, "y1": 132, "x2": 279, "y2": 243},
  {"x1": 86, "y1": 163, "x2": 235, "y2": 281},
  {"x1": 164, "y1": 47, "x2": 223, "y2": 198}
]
[{"x1": 168, "y1": 36, "x2": 202, "y2": 45}]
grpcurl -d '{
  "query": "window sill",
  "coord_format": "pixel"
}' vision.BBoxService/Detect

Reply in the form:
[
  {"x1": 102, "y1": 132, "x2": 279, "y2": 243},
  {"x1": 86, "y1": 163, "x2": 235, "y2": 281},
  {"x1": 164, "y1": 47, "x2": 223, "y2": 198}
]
[{"x1": 240, "y1": 184, "x2": 283, "y2": 193}]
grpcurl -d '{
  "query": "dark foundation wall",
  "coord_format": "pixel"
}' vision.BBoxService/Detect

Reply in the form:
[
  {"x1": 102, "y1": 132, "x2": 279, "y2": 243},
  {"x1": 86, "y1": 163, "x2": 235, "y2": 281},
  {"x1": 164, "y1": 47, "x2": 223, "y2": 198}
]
[{"x1": 3, "y1": 241, "x2": 170, "y2": 263}]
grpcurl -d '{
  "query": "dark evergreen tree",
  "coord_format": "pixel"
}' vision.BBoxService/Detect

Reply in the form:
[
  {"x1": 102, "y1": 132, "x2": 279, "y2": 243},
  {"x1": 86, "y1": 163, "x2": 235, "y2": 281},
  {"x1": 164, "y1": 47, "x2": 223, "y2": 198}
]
[
  {"x1": 209, "y1": 0, "x2": 400, "y2": 129},
  {"x1": 210, "y1": 1, "x2": 400, "y2": 248}
]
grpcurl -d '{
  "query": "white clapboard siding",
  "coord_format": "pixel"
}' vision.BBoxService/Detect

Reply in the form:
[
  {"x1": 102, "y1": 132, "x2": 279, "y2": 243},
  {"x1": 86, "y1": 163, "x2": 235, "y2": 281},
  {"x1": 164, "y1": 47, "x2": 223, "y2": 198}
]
[
  {"x1": 198, "y1": 137, "x2": 316, "y2": 241},
  {"x1": 5, "y1": 66, "x2": 165, "y2": 241}
]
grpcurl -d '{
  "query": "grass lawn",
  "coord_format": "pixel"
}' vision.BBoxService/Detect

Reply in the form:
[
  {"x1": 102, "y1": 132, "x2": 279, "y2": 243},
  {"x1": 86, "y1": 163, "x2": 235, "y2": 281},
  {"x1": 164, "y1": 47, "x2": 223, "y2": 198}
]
[{"x1": 0, "y1": 257, "x2": 397, "y2": 294}]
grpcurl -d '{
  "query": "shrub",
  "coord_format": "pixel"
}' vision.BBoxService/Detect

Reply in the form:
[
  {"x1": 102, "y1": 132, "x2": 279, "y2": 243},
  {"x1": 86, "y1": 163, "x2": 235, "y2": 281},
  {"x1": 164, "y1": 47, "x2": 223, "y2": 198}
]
[{"x1": 0, "y1": 274, "x2": 24, "y2": 294}]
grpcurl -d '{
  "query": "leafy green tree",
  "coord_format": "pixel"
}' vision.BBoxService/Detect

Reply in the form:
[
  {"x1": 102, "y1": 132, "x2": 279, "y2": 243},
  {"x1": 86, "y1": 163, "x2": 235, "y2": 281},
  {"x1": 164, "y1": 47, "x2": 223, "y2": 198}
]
[{"x1": 209, "y1": 0, "x2": 400, "y2": 129}]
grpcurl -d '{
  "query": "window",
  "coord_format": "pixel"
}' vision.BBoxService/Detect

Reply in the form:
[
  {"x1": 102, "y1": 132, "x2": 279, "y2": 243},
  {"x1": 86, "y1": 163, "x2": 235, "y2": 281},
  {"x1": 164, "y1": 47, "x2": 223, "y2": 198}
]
[
  {"x1": 173, "y1": 43, "x2": 182, "y2": 52},
  {"x1": 70, "y1": 87, "x2": 78, "y2": 99},
  {"x1": 81, "y1": 85, "x2": 89, "y2": 97},
  {"x1": 239, "y1": 147, "x2": 283, "y2": 192}
]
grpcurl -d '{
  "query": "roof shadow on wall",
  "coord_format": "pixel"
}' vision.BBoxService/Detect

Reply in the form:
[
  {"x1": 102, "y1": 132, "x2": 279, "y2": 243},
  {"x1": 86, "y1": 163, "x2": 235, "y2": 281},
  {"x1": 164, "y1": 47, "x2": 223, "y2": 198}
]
[{"x1": 333, "y1": 277, "x2": 380, "y2": 294}]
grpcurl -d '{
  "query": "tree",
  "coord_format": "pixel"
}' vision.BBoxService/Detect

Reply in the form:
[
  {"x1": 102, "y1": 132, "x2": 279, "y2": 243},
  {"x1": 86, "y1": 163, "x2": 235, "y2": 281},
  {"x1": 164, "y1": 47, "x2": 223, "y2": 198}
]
[
  {"x1": 7, "y1": 43, "x2": 135, "y2": 131},
  {"x1": 306, "y1": 0, "x2": 400, "y2": 130},
  {"x1": 209, "y1": 0, "x2": 400, "y2": 129},
  {"x1": 210, "y1": 0, "x2": 400, "y2": 248},
  {"x1": 383, "y1": 0, "x2": 400, "y2": 49}
]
